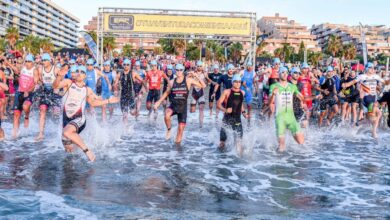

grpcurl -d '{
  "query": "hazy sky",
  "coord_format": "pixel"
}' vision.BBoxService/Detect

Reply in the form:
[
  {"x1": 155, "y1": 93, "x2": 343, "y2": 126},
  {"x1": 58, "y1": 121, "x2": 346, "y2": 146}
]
[{"x1": 53, "y1": 0, "x2": 390, "y2": 28}]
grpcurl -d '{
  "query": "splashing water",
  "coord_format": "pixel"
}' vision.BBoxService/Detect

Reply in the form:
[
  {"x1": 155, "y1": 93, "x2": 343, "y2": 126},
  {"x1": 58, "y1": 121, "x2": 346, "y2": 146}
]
[{"x1": 0, "y1": 108, "x2": 389, "y2": 219}]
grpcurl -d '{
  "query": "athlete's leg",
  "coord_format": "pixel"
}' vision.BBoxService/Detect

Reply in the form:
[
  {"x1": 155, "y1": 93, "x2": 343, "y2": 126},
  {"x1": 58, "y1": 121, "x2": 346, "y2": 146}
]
[
  {"x1": 36, "y1": 105, "x2": 48, "y2": 140},
  {"x1": 0, "y1": 98, "x2": 5, "y2": 119},
  {"x1": 328, "y1": 104, "x2": 338, "y2": 123},
  {"x1": 341, "y1": 102, "x2": 348, "y2": 121},
  {"x1": 371, "y1": 103, "x2": 381, "y2": 139},
  {"x1": 12, "y1": 110, "x2": 21, "y2": 138},
  {"x1": 277, "y1": 136, "x2": 286, "y2": 152},
  {"x1": 22, "y1": 101, "x2": 32, "y2": 128},
  {"x1": 209, "y1": 101, "x2": 213, "y2": 116},
  {"x1": 164, "y1": 108, "x2": 173, "y2": 140},
  {"x1": 63, "y1": 124, "x2": 96, "y2": 162},
  {"x1": 318, "y1": 110, "x2": 327, "y2": 127},
  {"x1": 175, "y1": 123, "x2": 186, "y2": 144},
  {"x1": 199, "y1": 103, "x2": 205, "y2": 127},
  {"x1": 102, "y1": 103, "x2": 107, "y2": 122},
  {"x1": 247, "y1": 104, "x2": 252, "y2": 123},
  {"x1": 0, "y1": 127, "x2": 4, "y2": 141},
  {"x1": 293, "y1": 132, "x2": 304, "y2": 145},
  {"x1": 351, "y1": 102, "x2": 358, "y2": 124}
]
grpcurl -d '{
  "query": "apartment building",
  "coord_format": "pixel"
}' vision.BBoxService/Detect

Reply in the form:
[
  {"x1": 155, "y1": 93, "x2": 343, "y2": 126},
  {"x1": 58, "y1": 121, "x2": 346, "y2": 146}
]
[
  {"x1": 311, "y1": 23, "x2": 390, "y2": 56},
  {"x1": 257, "y1": 13, "x2": 320, "y2": 54},
  {"x1": 0, "y1": 0, "x2": 79, "y2": 48}
]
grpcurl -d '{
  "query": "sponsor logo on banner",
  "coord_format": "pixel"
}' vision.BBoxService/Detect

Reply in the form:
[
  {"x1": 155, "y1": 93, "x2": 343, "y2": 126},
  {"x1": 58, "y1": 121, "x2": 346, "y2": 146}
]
[{"x1": 109, "y1": 15, "x2": 134, "y2": 30}]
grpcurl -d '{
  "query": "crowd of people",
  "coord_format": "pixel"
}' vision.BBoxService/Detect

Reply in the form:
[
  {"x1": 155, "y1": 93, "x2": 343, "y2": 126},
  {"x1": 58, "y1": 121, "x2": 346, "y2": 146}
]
[{"x1": 0, "y1": 51, "x2": 389, "y2": 161}]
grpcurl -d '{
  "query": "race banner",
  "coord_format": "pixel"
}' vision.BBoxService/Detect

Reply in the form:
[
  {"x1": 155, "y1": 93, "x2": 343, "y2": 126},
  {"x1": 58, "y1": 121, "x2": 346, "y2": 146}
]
[
  {"x1": 81, "y1": 31, "x2": 98, "y2": 60},
  {"x1": 103, "y1": 14, "x2": 251, "y2": 36}
]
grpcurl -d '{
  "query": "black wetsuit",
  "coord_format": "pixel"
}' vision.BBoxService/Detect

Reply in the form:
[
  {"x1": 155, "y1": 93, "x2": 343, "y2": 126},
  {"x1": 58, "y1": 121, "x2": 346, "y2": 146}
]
[
  {"x1": 209, "y1": 72, "x2": 222, "y2": 102},
  {"x1": 320, "y1": 77, "x2": 337, "y2": 111},
  {"x1": 220, "y1": 89, "x2": 244, "y2": 142},
  {"x1": 119, "y1": 70, "x2": 135, "y2": 113},
  {"x1": 168, "y1": 77, "x2": 189, "y2": 124}
]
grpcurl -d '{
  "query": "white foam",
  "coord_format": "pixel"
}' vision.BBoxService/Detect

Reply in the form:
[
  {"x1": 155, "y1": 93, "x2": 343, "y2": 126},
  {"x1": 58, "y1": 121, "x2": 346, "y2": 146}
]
[{"x1": 36, "y1": 190, "x2": 97, "y2": 220}]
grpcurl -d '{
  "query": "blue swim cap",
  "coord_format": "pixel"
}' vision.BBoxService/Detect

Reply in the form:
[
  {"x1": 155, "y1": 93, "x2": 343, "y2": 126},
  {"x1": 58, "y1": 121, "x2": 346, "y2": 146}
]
[
  {"x1": 78, "y1": 66, "x2": 87, "y2": 73},
  {"x1": 290, "y1": 67, "x2": 301, "y2": 73},
  {"x1": 123, "y1": 59, "x2": 131, "y2": 65},
  {"x1": 273, "y1": 57, "x2": 281, "y2": 65},
  {"x1": 167, "y1": 64, "x2": 173, "y2": 70},
  {"x1": 196, "y1": 60, "x2": 203, "y2": 66},
  {"x1": 175, "y1": 64, "x2": 184, "y2": 70},
  {"x1": 103, "y1": 61, "x2": 111, "y2": 66},
  {"x1": 278, "y1": 66, "x2": 288, "y2": 74},
  {"x1": 232, "y1": 74, "x2": 241, "y2": 82},
  {"x1": 135, "y1": 61, "x2": 140, "y2": 66},
  {"x1": 365, "y1": 62, "x2": 374, "y2": 69},
  {"x1": 213, "y1": 64, "x2": 219, "y2": 70},
  {"x1": 150, "y1": 60, "x2": 157, "y2": 65},
  {"x1": 301, "y1": 62, "x2": 309, "y2": 69},
  {"x1": 41, "y1": 53, "x2": 51, "y2": 61},
  {"x1": 227, "y1": 64, "x2": 235, "y2": 70},
  {"x1": 247, "y1": 61, "x2": 253, "y2": 66},
  {"x1": 86, "y1": 58, "x2": 95, "y2": 65},
  {"x1": 70, "y1": 65, "x2": 78, "y2": 72},
  {"x1": 25, "y1": 54, "x2": 34, "y2": 62},
  {"x1": 326, "y1": 66, "x2": 334, "y2": 72}
]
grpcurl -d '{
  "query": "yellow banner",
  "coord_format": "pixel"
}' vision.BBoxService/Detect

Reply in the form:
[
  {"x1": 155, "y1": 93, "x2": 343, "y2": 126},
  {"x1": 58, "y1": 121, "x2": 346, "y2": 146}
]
[{"x1": 103, "y1": 14, "x2": 251, "y2": 36}]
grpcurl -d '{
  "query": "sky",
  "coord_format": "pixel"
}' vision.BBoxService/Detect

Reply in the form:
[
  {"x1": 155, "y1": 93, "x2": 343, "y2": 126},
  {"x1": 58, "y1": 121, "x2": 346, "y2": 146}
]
[{"x1": 53, "y1": 0, "x2": 390, "y2": 28}]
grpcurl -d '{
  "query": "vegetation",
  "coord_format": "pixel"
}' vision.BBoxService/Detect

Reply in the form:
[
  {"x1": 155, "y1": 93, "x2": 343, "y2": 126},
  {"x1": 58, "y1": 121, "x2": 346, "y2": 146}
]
[
  {"x1": 5, "y1": 27, "x2": 19, "y2": 50},
  {"x1": 121, "y1": 44, "x2": 133, "y2": 57}
]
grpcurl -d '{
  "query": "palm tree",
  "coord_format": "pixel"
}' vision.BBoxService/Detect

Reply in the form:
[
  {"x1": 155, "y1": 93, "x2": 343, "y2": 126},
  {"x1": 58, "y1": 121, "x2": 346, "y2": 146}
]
[
  {"x1": 88, "y1": 31, "x2": 97, "y2": 42},
  {"x1": 274, "y1": 47, "x2": 284, "y2": 60},
  {"x1": 39, "y1": 38, "x2": 54, "y2": 53},
  {"x1": 5, "y1": 27, "x2": 19, "y2": 50},
  {"x1": 256, "y1": 41, "x2": 268, "y2": 56},
  {"x1": 342, "y1": 43, "x2": 356, "y2": 60},
  {"x1": 122, "y1": 44, "x2": 133, "y2": 57},
  {"x1": 103, "y1": 34, "x2": 116, "y2": 56},
  {"x1": 157, "y1": 38, "x2": 174, "y2": 54},
  {"x1": 308, "y1": 51, "x2": 323, "y2": 67},
  {"x1": 172, "y1": 39, "x2": 185, "y2": 56},
  {"x1": 153, "y1": 46, "x2": 163, "y2": 55},
  {"x1": 215, "y1": 46, "x2": 226, "y2": 64},
  {"x1": 274, "y1": 44, "x2": 294, "y2": 62},
  {"x1": 325, "y1": 35, "x2": 342, "y2": 57},
  {"x1": 297, "y1": 41, "x2": 305, "y2": 62},
  {"x1": 283, "y1": 44, "x2": 295, "y2": 63},
  {"x1": 229, "y1": 42, "x2": 243, "y2": 64},
  {"x1": 135, "y1": 48, "x2": 144, "y2": 57},
  {"x1": 31, "y1": 36, "x2": 42, "y2": 54},
  {"x1": 0, "y1": 38, "x2": 7, "y2": 53},
  {"x1": 185, "y1": 42, "x2": 199, "y2": 61},
  {"x1": 16, "y1": 34, "x2": 34, "y2": 53}
]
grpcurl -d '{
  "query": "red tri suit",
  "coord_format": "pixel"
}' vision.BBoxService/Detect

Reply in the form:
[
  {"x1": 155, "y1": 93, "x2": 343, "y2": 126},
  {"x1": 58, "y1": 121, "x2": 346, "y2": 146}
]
[
  {"x1": 298, "y1": 75, "x2": 313, "y2": 109},
  {"x1": 146, "y1": 70, "x2": 165, "y2": 90}
]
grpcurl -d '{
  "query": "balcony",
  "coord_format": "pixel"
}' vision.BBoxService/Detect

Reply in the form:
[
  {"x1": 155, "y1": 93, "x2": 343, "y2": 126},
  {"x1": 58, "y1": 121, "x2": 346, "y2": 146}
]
[
  {"x1": 19, "y1": 5, "x2": 32, "y2": 14},
  {"x1": 0, "y1": 5, "x2": 10, "y2": 13}
]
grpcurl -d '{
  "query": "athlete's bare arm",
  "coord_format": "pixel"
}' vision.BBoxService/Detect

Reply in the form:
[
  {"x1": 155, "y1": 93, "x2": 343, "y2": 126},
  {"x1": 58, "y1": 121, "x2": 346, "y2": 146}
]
[
  {"x1": 154, "y1": 80, "x2": 173, "y2": 110},
  {"x1": 217, "y1": 90, "x2": 232, "y2": 113},
  {"x1": 33, "y1": 68, "x2": 39, "y2": 85},
  {"x1": 53, "y1": 69, "x2": 72, "y2": 90},
  {"x1": 87, "y1": 87, "x2": 119, "y2": 107}
]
